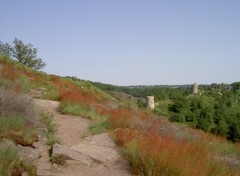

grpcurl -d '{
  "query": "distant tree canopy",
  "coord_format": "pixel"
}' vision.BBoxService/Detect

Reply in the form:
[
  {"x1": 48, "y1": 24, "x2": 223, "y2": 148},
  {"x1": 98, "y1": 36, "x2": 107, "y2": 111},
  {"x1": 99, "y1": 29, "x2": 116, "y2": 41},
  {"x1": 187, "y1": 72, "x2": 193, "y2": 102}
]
[
  {"x1": 169, "y1": 89, "x2": 240, "y2": 142},
  {"x1": 93, "y1": 81, "x2": 240, "y2": 142},
  {"x1": 0, "y1": 41, "x2": 12, "y2": 57},
  {"x1": 0, "y1": 38, "x2": 46, "y2": 70}
]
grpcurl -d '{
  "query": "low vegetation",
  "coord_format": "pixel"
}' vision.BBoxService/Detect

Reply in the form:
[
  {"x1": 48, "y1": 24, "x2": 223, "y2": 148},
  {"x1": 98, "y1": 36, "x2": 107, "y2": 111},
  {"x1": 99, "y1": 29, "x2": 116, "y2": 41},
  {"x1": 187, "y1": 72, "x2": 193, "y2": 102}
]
[
  {"x1": 0, "y1": 88, "x2": 38, "y2": 146},
  {"x1": 0, "y1": 88, "x2": 37, "y2": 175},
  {"x1": 0, "y1": 142, "x2": 18, "y2": 176},
  {"x1": 0, "y1": 142, "x2": 36, "y2": 176},
  {"x1": 112, "y1": 115, "x2": 240, "y2": 175},
  {"x1": 39, "y1": 111, "x2": 60, "y2": 146},
  {"x1": 123, "y1": 133, "x2": 235, "y2": 176},
  {"x1": 59, "y1": 100, "x2": 109, "y2": 134},
  {"x1": 51, "y1": 155, "x2": 68, "y2": 166}
]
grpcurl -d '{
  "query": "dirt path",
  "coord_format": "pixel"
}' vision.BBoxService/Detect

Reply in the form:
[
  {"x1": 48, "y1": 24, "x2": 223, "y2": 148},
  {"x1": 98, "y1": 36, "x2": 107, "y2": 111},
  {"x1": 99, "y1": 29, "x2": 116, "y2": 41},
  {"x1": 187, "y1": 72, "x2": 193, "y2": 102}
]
[{"x1": 34, "y1": 99, "x2": 131, "y2": 176}]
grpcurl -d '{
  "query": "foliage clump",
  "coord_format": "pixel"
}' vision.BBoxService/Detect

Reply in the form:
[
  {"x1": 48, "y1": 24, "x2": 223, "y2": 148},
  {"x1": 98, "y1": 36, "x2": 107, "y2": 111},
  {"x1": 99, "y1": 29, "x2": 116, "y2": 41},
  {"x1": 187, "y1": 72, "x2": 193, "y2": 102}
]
[{"x1": 0, "y1": 38, "x2": 46, "y2": 70}]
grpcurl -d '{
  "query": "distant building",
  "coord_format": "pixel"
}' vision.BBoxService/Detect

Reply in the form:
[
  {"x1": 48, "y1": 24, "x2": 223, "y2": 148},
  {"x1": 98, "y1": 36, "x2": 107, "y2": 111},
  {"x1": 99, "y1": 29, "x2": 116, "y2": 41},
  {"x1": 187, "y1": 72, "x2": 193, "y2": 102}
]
[
  {"x1": 146, "y1": 96, "x2": 155, "y2": 110},
  {"x1": 192, "y1": 83, "x2": 198, "y2": 94}
]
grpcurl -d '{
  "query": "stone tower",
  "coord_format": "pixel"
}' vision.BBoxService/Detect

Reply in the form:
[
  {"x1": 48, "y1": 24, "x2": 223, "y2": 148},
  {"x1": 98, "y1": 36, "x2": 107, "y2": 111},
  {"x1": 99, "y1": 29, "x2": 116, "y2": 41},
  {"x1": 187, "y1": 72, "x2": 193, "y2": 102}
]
[
  {"x1": 146, "y1": 96, "x2": 155, "y2": 110},
  {"x1": 192, "y1": 83, "x2": 198, "y2": 94}
]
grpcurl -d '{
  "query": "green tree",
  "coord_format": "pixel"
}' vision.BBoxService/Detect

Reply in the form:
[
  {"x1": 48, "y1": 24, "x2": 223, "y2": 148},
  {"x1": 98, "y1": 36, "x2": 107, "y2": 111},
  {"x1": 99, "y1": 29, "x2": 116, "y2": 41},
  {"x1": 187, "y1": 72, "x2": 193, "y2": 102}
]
[
  {"x1": 231, "y1": 82, "x2": 240, "y2": 94},
  {"x1": 12, "y1": 38, "x2": 46, "y2": 70},
  {"x1": 185, "y1": 97, "x2": 202, "y2": 125},
  {"x1": 0, "y1": 41, "x2": 12, "y2": 57},
  {"x1": 197, "y1": 106, "x2": 215, "y2": 132},
  {"x1": 169, "y1": 96, "x2": 189, "y2": 122},
  {"x1": 227, "y1": 113, "x2": 240, "y2": 142}
]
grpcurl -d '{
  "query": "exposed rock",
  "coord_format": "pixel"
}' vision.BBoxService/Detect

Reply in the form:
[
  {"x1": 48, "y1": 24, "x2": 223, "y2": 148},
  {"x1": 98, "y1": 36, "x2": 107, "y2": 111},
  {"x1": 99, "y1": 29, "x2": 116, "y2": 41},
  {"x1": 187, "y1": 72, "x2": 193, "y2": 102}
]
[
  {"x1": 17, "y1": 144, "x2": 40, "y2": 161},
  {"x1": 71, "y1": 141, "x2": 120, "y2": 163},
  {"x1": 34, "y1": 99, "x2": 59, "y2": 111},
  {"x1": 52, "y1": 144, "x2": 93, "y2": 166},
  {"x1": 36, "y1": 160, "x2": 52, "y2": 176},
  {"x1": 86, "y1": 133, "x2": 116, "y2": 147}
]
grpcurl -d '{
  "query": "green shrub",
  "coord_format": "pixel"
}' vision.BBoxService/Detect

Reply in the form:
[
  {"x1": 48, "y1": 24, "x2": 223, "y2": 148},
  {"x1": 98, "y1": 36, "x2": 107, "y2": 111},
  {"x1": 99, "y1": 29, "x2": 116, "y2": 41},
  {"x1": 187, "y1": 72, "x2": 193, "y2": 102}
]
[
  {"x1": 0, "y1": 115, "x2": 37, "y2": 146},
  {"x1": 59, "y1": 101, "x2": 88, "y2": 116},
  {"x1": 0, "y1": 142, "x2": 18, "y2": 176},
  {"x1": 0, "y1": 55, "x2": 15, "y2": 64},
  {"x1": 0, "y1": 115, "x2": 25, "y2": 133},
  {"x1": 46, "y1": 133, "x2": 60, "y2": 146},
  {"x1": 44, "y1": 85, "x2": 59, "y2": 100},
  {"x1": 19, "y1": 75, "x2": 30, "y2": 93},
  {"x1": 90, "y1": 120, "x2": 109, "y2": 134},
  {"x1": 11, "y1": 160, "x2": 37, "y2": 176},
  {"x1": 0, "y1": 142, "x2": 37, "y2": 176},
  {"x1": 58, "y1": 101, "x2": 105, "y2": 120}
]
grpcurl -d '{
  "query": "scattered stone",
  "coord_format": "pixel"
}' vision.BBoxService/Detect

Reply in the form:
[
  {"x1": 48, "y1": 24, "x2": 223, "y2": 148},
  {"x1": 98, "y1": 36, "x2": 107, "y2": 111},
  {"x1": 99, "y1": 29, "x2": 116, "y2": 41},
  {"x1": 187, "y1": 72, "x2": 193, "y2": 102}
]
[
  {"x1": 17, "y1": 144, "x2": 40, "y2": 161},
  {"x1": 52, "y1": 144, "x2": 93, "y2": 166}
]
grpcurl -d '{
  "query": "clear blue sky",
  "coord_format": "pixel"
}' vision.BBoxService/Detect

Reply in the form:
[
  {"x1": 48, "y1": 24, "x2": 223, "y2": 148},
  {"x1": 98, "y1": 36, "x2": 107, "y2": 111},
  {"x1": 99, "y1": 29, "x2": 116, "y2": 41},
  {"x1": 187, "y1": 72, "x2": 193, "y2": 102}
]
[{"x1": 0, "y1": 0, "x2": 239, "y2": 86}]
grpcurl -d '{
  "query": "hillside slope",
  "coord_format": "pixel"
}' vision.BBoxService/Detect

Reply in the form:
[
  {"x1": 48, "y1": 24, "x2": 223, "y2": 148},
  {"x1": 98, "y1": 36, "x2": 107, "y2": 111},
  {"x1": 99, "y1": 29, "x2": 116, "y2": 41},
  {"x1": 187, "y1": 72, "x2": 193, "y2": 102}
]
[{"x1": 1, "y1": 55, "x2": 240, "y2": 176}]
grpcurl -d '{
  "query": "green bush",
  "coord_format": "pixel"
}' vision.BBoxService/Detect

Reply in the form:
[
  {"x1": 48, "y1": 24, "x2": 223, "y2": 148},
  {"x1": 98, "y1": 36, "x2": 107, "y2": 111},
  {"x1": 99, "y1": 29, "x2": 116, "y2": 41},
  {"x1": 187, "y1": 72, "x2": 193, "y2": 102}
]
[
  {"x1": 0, "y1": 142, "x2": 18, "y2": 176},
  {"x1": 0, "y1": 54, "x2": 15, "y2": 64},
  {"x1": 46, "y1": 133, "x2": 60, "y2": 146},
  {"x1": 11, "y1": 160, "x2": 36, "y2": 176},
  {"x1": 90, "y1": 120, "x2": 109, "y2": 134},
  {"x1": 19, "y1": 75, "x2": 30, "y2": 93},
  {"x1": 59, "y1": 101, "x2": 108, "y2": 121},
  {"x1": 44, "y1": 85, "x2": 59, "y2": 100},
  {"x1": 0, "y1": 115, "x2": 25, "y2": 133}
]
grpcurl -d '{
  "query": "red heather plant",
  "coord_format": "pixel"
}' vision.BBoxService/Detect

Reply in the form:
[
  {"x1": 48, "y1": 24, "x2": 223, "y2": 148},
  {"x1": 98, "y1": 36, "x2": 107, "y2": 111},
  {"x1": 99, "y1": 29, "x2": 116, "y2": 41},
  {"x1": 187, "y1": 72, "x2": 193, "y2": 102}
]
[{"x1": 123, "y1": 133, "x2": 236, "y2": 176}]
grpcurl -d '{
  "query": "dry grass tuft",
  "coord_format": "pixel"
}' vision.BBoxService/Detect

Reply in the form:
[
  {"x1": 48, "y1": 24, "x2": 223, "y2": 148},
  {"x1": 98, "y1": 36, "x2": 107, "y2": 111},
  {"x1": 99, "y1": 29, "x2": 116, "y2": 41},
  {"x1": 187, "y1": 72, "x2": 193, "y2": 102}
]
[{"x1": 0, "y1": 88, "x2": 38, "y2": 125}]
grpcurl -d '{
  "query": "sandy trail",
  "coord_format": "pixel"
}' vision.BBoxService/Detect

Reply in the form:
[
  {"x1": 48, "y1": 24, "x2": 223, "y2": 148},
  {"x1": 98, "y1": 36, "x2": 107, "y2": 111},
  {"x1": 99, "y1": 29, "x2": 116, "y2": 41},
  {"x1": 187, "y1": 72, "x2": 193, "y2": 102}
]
[{"x1": 34, "y1": 99, "x2": 131, "y2": 176}]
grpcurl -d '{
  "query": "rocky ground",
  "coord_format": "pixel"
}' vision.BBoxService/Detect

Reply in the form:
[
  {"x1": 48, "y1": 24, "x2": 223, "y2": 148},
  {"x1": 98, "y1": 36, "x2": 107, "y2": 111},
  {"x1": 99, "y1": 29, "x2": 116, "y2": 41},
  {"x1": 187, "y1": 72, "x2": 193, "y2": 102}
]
[{"x1": 32, "y1": 99, "x2": 131, "y2": 176}]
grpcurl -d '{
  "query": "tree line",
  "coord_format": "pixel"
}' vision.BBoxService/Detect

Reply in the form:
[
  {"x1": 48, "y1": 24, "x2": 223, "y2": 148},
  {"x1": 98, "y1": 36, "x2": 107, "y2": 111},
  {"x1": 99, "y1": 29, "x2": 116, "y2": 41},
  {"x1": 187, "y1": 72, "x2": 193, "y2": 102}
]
[{"x1": 93, "y1": 81, "x2": 240, "y2": 142}]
